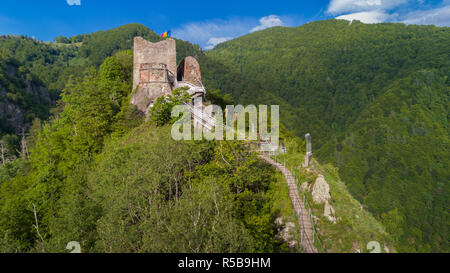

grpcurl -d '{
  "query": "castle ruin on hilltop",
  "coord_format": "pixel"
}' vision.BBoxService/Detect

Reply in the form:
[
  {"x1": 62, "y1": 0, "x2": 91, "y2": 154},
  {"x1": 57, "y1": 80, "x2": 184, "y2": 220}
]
[{"x1": 131, "y1": 37, "x2": 205, "y2": 115}]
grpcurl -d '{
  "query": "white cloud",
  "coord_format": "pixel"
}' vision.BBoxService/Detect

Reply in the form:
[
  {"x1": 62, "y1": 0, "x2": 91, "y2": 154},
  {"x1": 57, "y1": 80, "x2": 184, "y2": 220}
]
[
  {"x1": 205, "y1": 37, "x2": 232, "y2": 50},
  {"x1": 250, "y1": 15, "x2": 284, "y2": 32},
  {"x1": 402, "y1": 5, "x2": 450, "y2": 26},
  {"x1": 172, "y1": 15, "x2": 294, "y2": 49},
  {"x1": 336, "y1": 10, "x2": 390, "y2": 23},
  {"x1": 171, "y1": 2, "x2": 449, "y2": 49},
  {"x1": 66, "y1": 0, "x2": 81, "y2": 6},
  {"x1": 327, "y1": 0, "x2": 406, "y2": 15},
  {"x1": 326, "y1": 0, "x2": 450, "y2": 27},
  {"x1": 172, "y1": 17, "x2": 255, "y2": 49}
]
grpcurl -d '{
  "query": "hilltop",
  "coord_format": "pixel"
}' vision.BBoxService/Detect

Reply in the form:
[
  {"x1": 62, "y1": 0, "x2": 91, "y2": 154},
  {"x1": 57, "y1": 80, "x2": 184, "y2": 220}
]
[
  {"x1": 0, "y1": 23, "x2": 202, "y2": 156},
  {"x1": 0, "y1": 38, "x2": 389, "y2": 253},
  {"x1": 0, "y1": 20, "x2": 448, "y2": 252},
  {"x1": 203, "y1": 20, "x2": 449, "y2": 252}
]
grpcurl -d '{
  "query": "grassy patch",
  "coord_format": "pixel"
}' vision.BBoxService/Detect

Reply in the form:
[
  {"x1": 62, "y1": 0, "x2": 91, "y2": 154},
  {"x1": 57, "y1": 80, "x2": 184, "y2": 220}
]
[
  {"x1": 270, "y1": 144, "x2": 394, "y2": 253},
  {"x1": 312, "y1": 163, "x2": 393, "y2": 252},
  {"x1": 264, "y1": 162, "x2": 303, "y2": 252}
]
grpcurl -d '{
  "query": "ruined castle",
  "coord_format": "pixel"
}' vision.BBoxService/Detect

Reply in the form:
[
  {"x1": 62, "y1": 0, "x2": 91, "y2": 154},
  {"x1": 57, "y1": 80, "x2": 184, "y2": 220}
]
[{"x1": 131, "y1": 37, "x2": 205, "y2": 115}]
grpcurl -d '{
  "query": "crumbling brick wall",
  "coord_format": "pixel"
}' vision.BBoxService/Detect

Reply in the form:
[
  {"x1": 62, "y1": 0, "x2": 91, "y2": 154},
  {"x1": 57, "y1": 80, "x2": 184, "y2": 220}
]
[
  {"x1": 131, "y1": 37, "x2": 176, "y2": 114},
  {"x1": 131, "y1": 37, "x2": 206, "y2": 116},
  {"x1": 132, "y1": 37, "x2": 176, "y2": 90},
  {"x1": 177, "y1": 56, "x2": 202, "y2": 86}
]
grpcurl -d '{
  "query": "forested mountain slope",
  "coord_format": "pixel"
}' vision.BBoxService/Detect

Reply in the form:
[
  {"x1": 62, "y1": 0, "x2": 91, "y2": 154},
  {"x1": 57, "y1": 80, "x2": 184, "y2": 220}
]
[
  {"x1": 0, "y1": 49, "x2": 51, "y2": 136},
  {"x1": 0, "y1": 50, "x2": 393, "y2": 253},
  {"x1": 0, "y1": 52, "x2": 308, "y2": 253},
  {"x1": 0, "y1": 24, "x2": 202, "y2": 160},
  {"x1": 0, "y1": 20, "x2": 447, "y2": 252},
  {"x1": 203, "y1": 19, "x2": 449, "y2": 252}
]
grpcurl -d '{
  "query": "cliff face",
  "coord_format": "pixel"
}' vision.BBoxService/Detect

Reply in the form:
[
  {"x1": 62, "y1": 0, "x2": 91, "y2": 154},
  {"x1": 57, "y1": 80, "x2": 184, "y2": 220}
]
[{"x1": 0, "y1": 62, "x2": 52, "y2": 136}]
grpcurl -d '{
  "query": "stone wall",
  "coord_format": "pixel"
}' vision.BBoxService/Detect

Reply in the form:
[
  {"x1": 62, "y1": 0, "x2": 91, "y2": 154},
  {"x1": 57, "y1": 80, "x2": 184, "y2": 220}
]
[
  {"x1": 177, "y1": 56, "x2": 202, "y2": 86},
  {"x1": 132, "y1": 37, "x2": 176, "y2": 90},
  {"x1": 131, "y1": 37, "x2": 206, "y2": 116},
  {"x1": 131, "y1": 37, "x2": 176, "y2": 114}
]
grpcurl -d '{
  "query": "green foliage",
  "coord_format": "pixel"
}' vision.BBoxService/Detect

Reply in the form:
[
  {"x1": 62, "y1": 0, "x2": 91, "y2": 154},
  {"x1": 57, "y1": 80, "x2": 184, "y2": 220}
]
[
  {"x1": 1, "y1": 20, "x2": 448, "y2": 253},
  {"x1": 0, "y1": 24, "x2": 203, "y2": 142},
  {"x1": 205, "y1": 89, "x2": 234, "y2": 109},
  {"x1": 204, "y1": 20, "x2": 450, "y2": 252},
  {"x1": 0, "y1": 52, "x2": 139, "y2": 251},
  {"x1": 313, "y1": 163, "x2": 392, "y2": 252},
  {"x1": 0, "y1": 49, "x2": 51, "y2": 138},
  {"x1": 273, "y1": 138, "x2": 393, "y2": 253},
  {"x1": 328, "y1": 71, "x2": 449, "y2": 252},
  {"x1": 187, "y1": 141, "x2": 289, "y2": 252},
  {"x1": 80, "y1": 126, "x2": 250, "y2": 252},
  {"x1": 54, "y1": 36, "x2": 70, "y2": 44},
  {"x1": 151, "y1": 177, "x2": 251, "y2": 253},
  {"x1": 0, "y1": 134, "x2": 20, "y2": 161},
  {"x1": 0, "y1": 159, "x2": 34, "y2": 251},
  {"x1": 40, "y1": 124, "x2": 285, "y2": 253},
  {"x1": 76, "y1": 24, "x2": 161, "y2": 66},
  {"x1": 0, "y1": 49, "x2": 288, "y2": 253},
  {"x1": 149, "y1": 87, "x2": 190, "y2": 126}
]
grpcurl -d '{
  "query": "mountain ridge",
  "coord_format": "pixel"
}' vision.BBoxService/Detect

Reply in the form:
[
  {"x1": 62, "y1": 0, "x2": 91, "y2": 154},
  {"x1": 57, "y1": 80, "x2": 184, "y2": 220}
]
[
  {"x1": 203, "y1": 19, "x2": 449, "y2": 251},
  {"x1": 0, "y1": 20, "x2": 448, "y2": 252}
]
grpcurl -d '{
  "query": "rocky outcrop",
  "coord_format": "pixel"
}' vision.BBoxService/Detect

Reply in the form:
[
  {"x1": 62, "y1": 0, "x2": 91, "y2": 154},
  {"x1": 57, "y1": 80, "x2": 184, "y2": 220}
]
[
  {"x1": 0, "y1": 102, "x2": 25, "y2": 133},
  {"x1": 275, "y1": 217, "x2": 298, "y2": 248},
  {"x1": 312, "y1": 175, "x2": 336, "y2": 224},
  {"x1": 0, "y1": 63, "x2": 51, "y2": 135},
  {"x1": 311, "y1": 175, "x2": 331, "y2": 204},
  {"x1": 324, "y1": 201, "x2": 336, "y2": 224},
  {"x1": 300, "y1": 182, "x2": 310, "y2": 192}
]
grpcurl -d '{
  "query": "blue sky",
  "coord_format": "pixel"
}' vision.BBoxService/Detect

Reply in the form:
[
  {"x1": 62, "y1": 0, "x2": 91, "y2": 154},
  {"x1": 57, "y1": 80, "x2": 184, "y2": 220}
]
[{"x1": 0, "y1": 0, "x2": 449, "y2": 49}]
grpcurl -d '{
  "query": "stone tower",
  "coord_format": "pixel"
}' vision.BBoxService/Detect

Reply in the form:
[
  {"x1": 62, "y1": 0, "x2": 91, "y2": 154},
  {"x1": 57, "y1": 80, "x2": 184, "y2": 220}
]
[
  {"x1": 131, "y1": 37, "x2": 205, "y2": 115},
  {"x1": 131, "y1": 37, "x2": 176, "y2": 114}
]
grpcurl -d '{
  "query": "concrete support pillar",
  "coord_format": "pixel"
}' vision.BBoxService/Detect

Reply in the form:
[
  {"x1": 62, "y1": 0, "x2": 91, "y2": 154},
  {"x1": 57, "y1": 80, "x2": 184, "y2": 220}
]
[{"x1": 303, "y1": 133, "x2": 312, "y2": 167}]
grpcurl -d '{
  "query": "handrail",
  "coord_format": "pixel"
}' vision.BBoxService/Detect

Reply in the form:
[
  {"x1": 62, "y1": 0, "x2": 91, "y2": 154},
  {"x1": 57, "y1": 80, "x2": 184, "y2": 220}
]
[
  {"x1": 271, "y1": 154, "x2": 324, "y2": 252},
  {"x1": 180, "y1": 100, "x2": 249, "y2": 140},
  {"x1": 295, "y1": 169, "x2": 325, "y2": 252},
  {"x1": 263, "y1": 154, "x2": 318, "y2": 253}
]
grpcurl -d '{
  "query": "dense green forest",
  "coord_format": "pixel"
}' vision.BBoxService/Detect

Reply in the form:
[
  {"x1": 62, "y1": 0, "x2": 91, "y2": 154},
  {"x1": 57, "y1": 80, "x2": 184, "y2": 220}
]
[
  {"x1": 205, "y1": 20, "x2": 449, "y2": 252},
  {"x1": 0, "y1": 20, "x2": 448, "y2": 252},
  {"x1": 0, "y1": 24, "x2": 201, "y2": 160},
  {"x1": 0, "y1": 52, "x2": 297, "y2": 252}
]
